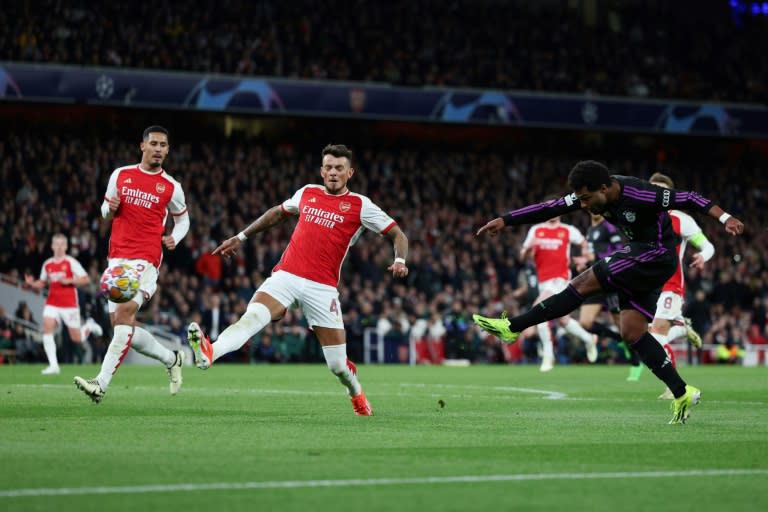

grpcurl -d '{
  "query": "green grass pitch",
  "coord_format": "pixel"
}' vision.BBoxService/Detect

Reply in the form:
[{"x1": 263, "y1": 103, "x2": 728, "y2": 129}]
[{"x1": 1, "y1": 363, "x2": 766, "y2": 512}]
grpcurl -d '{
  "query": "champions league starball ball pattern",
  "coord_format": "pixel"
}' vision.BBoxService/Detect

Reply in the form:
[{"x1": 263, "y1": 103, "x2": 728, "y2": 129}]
[{"x1": 100, "y1": 263, "x2": 141, "y2": 303}]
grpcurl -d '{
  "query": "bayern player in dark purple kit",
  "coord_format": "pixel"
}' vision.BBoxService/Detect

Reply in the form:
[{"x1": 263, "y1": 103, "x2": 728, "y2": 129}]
[{"x1": 473, "y1": 160, "x2": 744, "y2": 424}]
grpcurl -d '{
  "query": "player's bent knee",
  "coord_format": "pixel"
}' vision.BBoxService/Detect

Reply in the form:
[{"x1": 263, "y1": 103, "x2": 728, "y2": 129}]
[
  {"x1": 243, "y1": 302, "x2": 272, "y2": 328},
  {"x1": 326, "y1": 357, "x2": 347, "y2": 375},
  {"x1": 107, "y1": 324, "x2": 133, "y2": 354}
]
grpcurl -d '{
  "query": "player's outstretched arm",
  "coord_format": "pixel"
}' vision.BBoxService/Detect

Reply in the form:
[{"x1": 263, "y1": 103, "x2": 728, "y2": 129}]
[
  {"x1": 706, "y1": 205, "x2": 744, "y2": 236},
  {"x1": 478, "y1": 195, "x2": 581, "y2": 237},
  {"x1": 213, "y1": 205, "x2": 291, "y2": 258},
  {"x1": 385, "y1": 226, "x2": 409, "y2": 278}
]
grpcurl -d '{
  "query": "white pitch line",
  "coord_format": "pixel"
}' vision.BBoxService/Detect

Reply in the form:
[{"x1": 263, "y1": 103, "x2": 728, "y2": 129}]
[
  {"x1": 10, "y1": 383, "x2": 567, "y2": 399},
  {"x1": 1, "y1": 469, "x2": 766, "y2": 498},
  {"x1": 398, "y1": 382, "x2": 567, "y2": 400},
  {"x1": 8, "y1": 384, "x2": 767, "y2": 405}
]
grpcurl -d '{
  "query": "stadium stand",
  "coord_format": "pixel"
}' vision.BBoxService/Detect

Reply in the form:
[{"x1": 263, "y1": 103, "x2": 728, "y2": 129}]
[{"x1": 1, "y1": 0, "x2": 766, "y2": 103}]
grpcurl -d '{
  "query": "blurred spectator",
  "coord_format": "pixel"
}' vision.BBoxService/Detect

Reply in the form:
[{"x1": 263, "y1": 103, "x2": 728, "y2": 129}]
[
  {"x1": 201, "y1": 294, "x2": 224, "y2": 341},
  {"x1": 195, "y1": 239, "x2": 223, "y2": 289},
  {"x1": 0, "y1": 306, "x2": 14, "y2": 362},
  {"x1": 251, "y1": 332, "x2": 280, "y2": 364}
]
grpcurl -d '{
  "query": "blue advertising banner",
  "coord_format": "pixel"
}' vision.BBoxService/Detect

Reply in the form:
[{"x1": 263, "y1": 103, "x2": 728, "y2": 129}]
[{"x1": 2, "y1": 62, "x2": 767, "y2": 137}]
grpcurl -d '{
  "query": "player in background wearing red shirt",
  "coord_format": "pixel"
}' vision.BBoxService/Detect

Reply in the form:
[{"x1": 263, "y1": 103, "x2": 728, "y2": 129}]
[
  {"x1": 520, "y1": 215, "x2": 598, "y2": 372},
  {"x1": 187, "y1": 144, "x2": 409, "y2": 416},
  {"x1": 75, "y1": 126, "x2": 189, "y2": 403},
  {"x1": 649, "y1": 173, "x2": 714, "y2": 399},
  {"x1": 25, "y1": 234, "x2": 90, "y2": 375}
]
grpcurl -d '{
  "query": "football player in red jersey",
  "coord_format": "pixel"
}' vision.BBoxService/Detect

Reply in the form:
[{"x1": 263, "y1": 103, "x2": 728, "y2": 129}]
[
  {"x1": 188, "y1": 144, "x2": 409, "y2": 416},
  {"x1": 75, "y1": 126, "x2": 189, "y2": 403},
  {"x1": 25, "y1": 234, "x2": 90, "y2": 375}
]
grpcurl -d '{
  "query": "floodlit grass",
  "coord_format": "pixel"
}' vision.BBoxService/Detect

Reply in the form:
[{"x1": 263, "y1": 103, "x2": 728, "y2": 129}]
[{"x1": 1, "y1": 363, "x2": 766, "y2": 512}]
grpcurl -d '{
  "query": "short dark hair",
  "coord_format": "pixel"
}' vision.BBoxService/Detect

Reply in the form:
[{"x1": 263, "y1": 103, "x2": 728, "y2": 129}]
[
  {"x1": 322, "y1": 144, "x2": 353, "y2": 165},
  {"x1": 568, "y1": 160, "x2": 612, "y2": 191},
  {"x1": 649, "y1": 172, "x2": 675, "y2": 188},
  {"x1": 143, "y1": 125, "x2": 169, "y2": 141}
]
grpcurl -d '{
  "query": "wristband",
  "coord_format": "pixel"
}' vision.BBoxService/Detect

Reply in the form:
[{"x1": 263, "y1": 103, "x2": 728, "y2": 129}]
[
  {"x1": 718, "y1": 213, "x2": 731, "y2": 224},
  {"x1": 236, "y1": 232, "x2": 248, "y2": 242},
  {"x1": 394, "y1": 257, "x2": 406, "y2": 265}
]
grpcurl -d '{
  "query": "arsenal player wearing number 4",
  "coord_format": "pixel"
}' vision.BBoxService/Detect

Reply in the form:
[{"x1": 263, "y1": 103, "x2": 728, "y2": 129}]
[
  {"x1": 75, "y1": 126, "x2": 189, "y2": 403},
  {"x1": 187, "y1": 144, "x2": 409, "y2": 416}
]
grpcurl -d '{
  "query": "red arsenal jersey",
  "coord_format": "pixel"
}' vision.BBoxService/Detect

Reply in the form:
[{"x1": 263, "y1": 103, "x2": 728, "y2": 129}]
[
  {"x1": 40, "y1": 256, "x2": 87, "y2": 307},
  {"x1": 273, "y1": 185, "x2": 396, "y2": 286},
  {"x1": 522, "y1": 221, "x2": 585, "y2": 282},
  {"x1": 102, "y1": 165, "x2": 187, "y2": 267}
]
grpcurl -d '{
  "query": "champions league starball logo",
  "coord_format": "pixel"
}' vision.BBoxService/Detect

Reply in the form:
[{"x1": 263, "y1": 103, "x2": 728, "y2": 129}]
[
  {"x1": 185, "y1": 79, "x2": 285, "y2": 112},
  {"x1": 656, "y1": 104, "x2": 736, "y2": 135},
  {"x1": 431, "y1": 92, "x2": 522, "y2": 124},
  {"x1": 95, "y1": 75, "x2": 115, "y2": 99}
]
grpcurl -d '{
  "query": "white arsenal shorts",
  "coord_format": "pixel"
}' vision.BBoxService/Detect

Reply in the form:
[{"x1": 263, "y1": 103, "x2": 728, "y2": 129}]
[
  {"x1": 42, "y1": 305, "x2": 81, "y2": 329},
  {"x1": 654, "y1": 291, "x2": 684, "y2": 320},
  {"x1": 257, "y1": 271, "x2": 344, "y2": 329}
]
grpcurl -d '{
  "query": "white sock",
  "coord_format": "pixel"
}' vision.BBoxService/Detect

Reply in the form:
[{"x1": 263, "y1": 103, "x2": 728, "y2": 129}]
[
  {"x1": 42, "y1": 333, "x2": 59, "y2": 368},
  {"x1": 537, "y1": 323, "x2": 554, "y2": 360},
  {"x1": 79, "y1": 337, "x2": 93, "y2": 364},
  {"x1": 131, "y1": 326, "x2": 175, "y2": 367},
  {"x1": 668, "y1": 325, "x2": 687, "y2": 342},
  {"x1": 650, "y1": 332, "x2": 668, "y2": 345},
  {"x1": 96, "y1": 324, "x2": 133, "y2": 391},
  {"x1": 212, "y1": 302, "x2": 271, "y2": 361},
  {"x1": 322, "y1": 344, "x2": 362, "y2": 397},
  {"x1": 564, "y1": 318, "x2": 595, "y2": 345}
]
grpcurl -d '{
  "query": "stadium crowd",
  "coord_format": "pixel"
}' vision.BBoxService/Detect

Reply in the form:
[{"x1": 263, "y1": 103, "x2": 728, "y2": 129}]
[
  {"x1": 1, "y1": 131, "x2": 766, "y2": 366},
  {"x1": 2, "y1": 0, "x2": 766, "y2": 103}
]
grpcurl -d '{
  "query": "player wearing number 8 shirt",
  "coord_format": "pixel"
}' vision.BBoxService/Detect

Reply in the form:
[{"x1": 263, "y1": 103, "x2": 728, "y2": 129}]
[
  {"x1": 75, "y1": 126, "x2": 189, "y2": 403},
  {"x1": 649, "y1": 172, "x2": 715, "y2": 399},
  {"x1": 473, "y1": 160, "x2": 744, "y2": 424},
  {"x1": 187, "y1": 144, "x2": 409, "y2": 416}
]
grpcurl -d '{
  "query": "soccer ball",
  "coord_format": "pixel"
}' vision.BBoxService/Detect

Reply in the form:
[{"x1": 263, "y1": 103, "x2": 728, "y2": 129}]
[{"x1": 100, "y1": 264, "x2": 140, "y2": 303}]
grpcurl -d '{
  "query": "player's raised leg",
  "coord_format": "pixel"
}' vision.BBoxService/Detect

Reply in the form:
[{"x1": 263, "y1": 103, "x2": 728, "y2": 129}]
[{"x1": 189, "y1": 293, "x2": 279, "y2": 369}]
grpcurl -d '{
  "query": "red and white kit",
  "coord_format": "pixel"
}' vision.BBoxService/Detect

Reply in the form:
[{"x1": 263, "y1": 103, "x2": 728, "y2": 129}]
[
  {"x1": 40, "y1": 255, "x2": 87, "y2": 328},
  {"x1": 261, "y1": 185, "x2": 396, "y2": 327},
  {"x1": 101, "y1": 164, "x2": 187, "y2": 309},
  {"x1": 522, "y1": 221, "x2": 585, "y2": 294},
  {"x1": 655, "y1": 210, "x2": 710, "y2": 319},
  {"x1": 102, "y1": 165, "x2": 187, "y2": 268}
]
